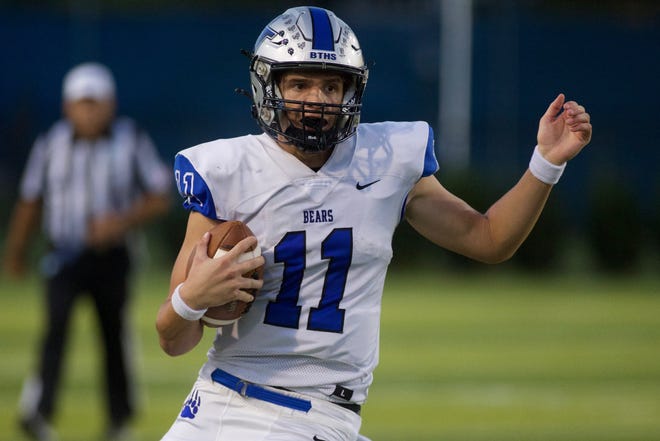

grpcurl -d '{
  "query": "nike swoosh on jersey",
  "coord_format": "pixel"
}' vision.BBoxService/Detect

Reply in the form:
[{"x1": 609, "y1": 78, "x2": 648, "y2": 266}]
[
  {"x1": 355, "y1": 179, "x2": 381, "y2": 190},
  {"x1": 313, "y1": 437, "x2": 328, "y2": 441}
]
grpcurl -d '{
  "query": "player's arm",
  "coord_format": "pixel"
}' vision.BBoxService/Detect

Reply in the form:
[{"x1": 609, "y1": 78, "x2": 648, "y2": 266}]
[
  {"x1": 406, "y1": 94, "x2": 591, "y2": 263},
  {"x1": 2, "y1": 198, "x2": 42, "y2": 277},
  {"x1": 156, "y1": 212, "x2": 212, "y2": 356},
  {"x1": 406, "y1": 172, "x2": 552, "y2": 263},
  {"x1": 156, "y1": 211, "x2": 262, "y2": 356}
]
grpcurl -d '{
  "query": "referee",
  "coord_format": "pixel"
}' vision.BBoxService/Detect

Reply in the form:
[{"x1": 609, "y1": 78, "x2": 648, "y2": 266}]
[{"x1": 3, "y1": 62, "x2": 171, "y2": 441}]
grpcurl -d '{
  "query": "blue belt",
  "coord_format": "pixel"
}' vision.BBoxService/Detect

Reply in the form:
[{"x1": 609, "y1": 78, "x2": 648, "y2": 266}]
[{"x1": 211, "y1": 368, "x2": 312, "y2": 412}]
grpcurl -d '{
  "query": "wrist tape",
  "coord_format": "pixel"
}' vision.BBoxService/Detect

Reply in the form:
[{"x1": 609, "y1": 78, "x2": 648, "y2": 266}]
[
  {"x1": 529, "y1": 145, "x2": 566, "y2": 185},
  {"x1": 171, "y1": 283, "x2": 207, "y2": 321}
]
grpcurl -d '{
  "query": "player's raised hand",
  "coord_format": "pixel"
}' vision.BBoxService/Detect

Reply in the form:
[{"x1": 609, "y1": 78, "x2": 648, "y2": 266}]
[{"x1": 537, "y1": 93, "x2": 592, "y2": 165}]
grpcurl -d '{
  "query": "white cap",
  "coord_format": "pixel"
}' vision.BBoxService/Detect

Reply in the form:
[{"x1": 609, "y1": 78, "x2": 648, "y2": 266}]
[{"x1": 62, "y1": 62, "x2": 116, "y2": 102}]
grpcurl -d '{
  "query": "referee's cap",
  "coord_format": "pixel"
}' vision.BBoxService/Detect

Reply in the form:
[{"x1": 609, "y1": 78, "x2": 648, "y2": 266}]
[{"x1": 62, "y1": 62, "x2": 116, "y2": 102}]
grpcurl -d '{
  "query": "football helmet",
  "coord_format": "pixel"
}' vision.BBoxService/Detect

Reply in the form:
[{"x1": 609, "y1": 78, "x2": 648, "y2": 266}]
[{"x1": 248, "y1": 6, "x2": 368, "y2": 152}]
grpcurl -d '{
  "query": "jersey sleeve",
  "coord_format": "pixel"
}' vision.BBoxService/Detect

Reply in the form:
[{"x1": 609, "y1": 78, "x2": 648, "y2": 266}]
[
  {"x1": 173, "y1": 152, "x2": 217, "y2": 218},
  {"x1": 422, "y1": 124, "x2": 439, "y2": 177}
]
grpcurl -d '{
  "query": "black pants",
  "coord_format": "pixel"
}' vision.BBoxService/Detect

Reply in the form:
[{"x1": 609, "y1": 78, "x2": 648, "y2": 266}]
[{"x1": 35, "y1": 246, "x2": 134, "y2": 426}]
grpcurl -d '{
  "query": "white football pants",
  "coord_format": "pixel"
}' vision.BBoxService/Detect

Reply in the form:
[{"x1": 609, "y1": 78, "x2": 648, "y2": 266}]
[{"x1": 160, "y1": 375, "x2": 362, "y2": 441}]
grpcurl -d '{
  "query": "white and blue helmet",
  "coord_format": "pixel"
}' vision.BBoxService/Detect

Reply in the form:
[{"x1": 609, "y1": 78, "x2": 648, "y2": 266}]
[{"x1": 248, "y1": 6, "x2": 369, "y2": 152}]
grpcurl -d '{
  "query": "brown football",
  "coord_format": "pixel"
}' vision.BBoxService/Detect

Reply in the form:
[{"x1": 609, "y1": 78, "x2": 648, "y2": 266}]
[{"x1": 186, "y1": 220, "x2": 263, "y2": 327}]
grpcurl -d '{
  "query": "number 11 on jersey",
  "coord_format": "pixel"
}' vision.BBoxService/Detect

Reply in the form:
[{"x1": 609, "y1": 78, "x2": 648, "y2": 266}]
[{"x1": 264, "y1": 228, "x2": 352, "y2": 333}]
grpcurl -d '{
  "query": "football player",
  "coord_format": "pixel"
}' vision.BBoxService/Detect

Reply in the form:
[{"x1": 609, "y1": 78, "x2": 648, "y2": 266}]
[{"x1": 156, "y1": 6, "x2": 591, "y2": 441}]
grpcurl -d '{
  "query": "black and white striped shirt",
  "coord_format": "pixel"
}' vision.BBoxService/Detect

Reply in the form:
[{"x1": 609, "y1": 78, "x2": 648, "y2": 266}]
[{"x1": 19, "y1": 116, "x2": 171, "y2": 249}]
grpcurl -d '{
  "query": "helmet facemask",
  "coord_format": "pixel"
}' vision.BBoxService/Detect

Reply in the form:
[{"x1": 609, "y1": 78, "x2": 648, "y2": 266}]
[{"x1": 279, "y1": 99, "x2": 343, "y2": 153}]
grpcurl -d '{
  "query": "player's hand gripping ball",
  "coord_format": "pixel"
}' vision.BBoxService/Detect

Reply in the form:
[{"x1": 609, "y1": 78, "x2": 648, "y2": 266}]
[{"x1": 186, "y1": 221, "x2": 264, "y2": 327}]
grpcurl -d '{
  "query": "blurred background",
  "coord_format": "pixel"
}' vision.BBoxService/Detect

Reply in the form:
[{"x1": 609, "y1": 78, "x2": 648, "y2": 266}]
[
  {"x1": 1, "y1": 0, "x2": 659, "y2": 272},
  {"x1": 0, "y1": 1, "x2": 659, "y2": 440}
]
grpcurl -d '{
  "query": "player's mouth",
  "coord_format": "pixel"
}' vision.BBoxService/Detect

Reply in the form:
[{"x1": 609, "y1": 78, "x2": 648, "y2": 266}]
[{"x1": 300, "y1": 117, "x2": 328, "y2": 131}]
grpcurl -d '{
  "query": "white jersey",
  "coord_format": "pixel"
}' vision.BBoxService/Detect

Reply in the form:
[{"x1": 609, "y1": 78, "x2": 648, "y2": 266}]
[{"x1": 174, "y1": 121, "x2": 438, "y2": 404}]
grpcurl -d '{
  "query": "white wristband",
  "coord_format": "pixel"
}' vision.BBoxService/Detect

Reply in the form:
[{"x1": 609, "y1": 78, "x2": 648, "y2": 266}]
[
  {"x1": 529, "y1": 145, "x2": 566, "y2": 185},
  {"x1": 170, "y1": 283, "x2": 207, "y2": 321}
]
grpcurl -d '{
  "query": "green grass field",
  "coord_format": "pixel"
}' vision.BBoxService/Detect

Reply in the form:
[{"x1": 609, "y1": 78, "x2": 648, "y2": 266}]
[{"x1": 1, "y1": 269, "x2": 659, "y2": 441}]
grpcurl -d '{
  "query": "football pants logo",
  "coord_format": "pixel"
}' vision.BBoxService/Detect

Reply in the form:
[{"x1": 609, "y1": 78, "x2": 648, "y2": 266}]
[{"x1": 180, "y1": 389, "x2": 201, "y2": 419}]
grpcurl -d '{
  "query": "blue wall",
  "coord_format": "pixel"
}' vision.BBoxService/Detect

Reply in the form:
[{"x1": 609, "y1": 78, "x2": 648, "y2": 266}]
[{"x1": 1, "y1": 4, "x2": 658, "y2": 228}]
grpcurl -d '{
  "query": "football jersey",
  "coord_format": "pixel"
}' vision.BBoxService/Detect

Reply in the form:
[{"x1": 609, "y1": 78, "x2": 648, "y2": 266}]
[{"x1": 174, "y1": 121, "x2": 438, "y2": 404}]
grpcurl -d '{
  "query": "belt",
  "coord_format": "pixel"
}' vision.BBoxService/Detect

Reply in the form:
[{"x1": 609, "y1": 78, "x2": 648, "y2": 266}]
[
  {"x1": 211, "y1": 368, "x2": 361, "y2": 415},
  {"x1": 332, "y1": 401, "x2": 361, "y2": 415}
]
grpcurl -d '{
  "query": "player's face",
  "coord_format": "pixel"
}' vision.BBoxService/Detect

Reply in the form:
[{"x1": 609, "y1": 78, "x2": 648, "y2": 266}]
[
  {"x1": 278, "y1": 71, "x2": 345, "y2": 132},
  {"x1": 64, "y1": 98, "x2": 116, "y2": 139}
]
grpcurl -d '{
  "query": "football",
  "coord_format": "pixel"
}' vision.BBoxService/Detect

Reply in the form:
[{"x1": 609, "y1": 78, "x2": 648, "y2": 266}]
[{"x1": 186, "y1": 220, "x2": 263, "y2": 327}]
